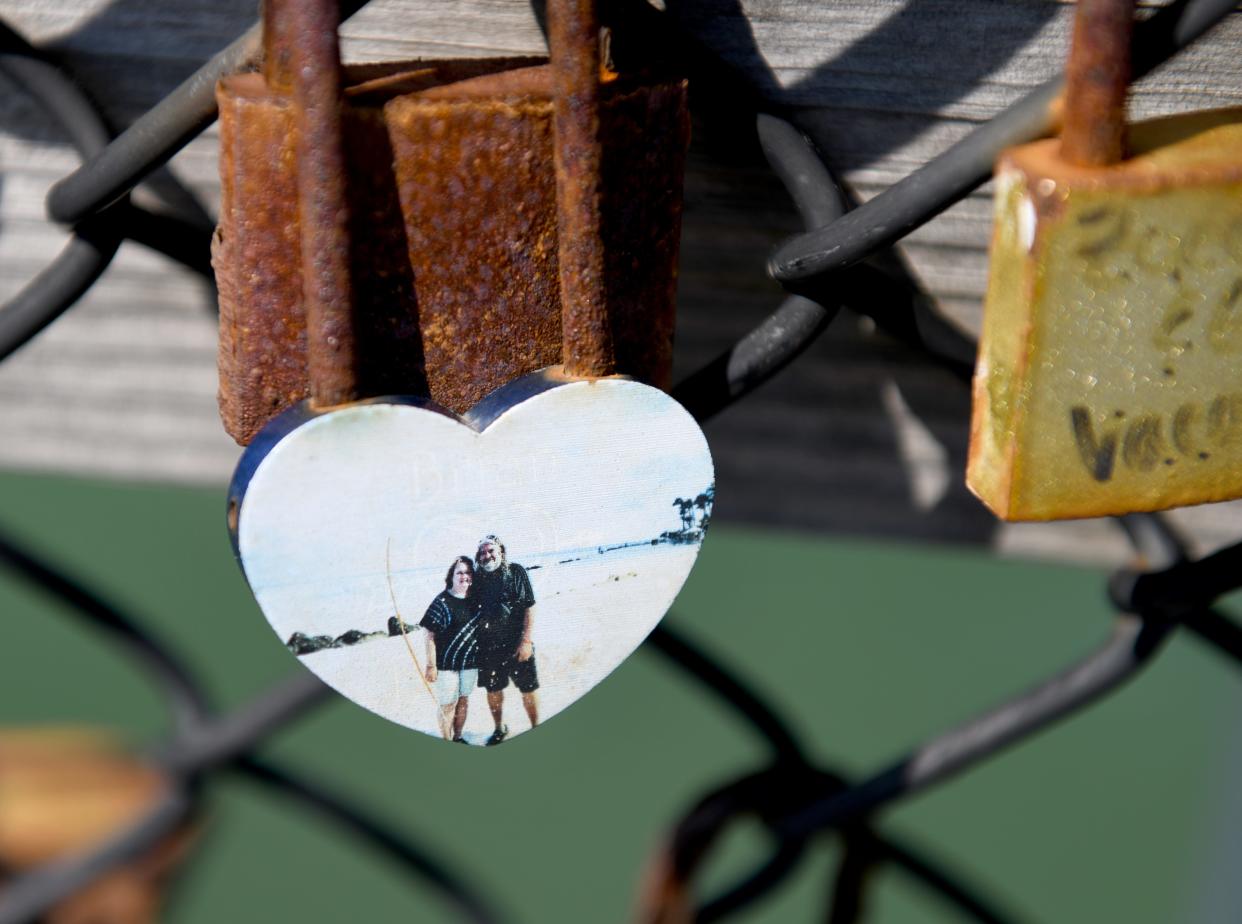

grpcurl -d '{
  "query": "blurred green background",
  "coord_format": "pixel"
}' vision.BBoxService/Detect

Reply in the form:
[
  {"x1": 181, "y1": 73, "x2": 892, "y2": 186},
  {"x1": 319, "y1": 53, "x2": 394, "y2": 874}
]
[{"x1": 2, "y1": 470, "x2": 1238, "y2": 923}]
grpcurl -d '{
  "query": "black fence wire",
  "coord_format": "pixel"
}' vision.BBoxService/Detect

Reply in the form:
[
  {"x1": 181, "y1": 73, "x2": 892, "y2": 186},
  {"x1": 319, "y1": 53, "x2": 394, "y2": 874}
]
[{"x1": 1, "y1": 0, "x2": 1241, "y2": 921}]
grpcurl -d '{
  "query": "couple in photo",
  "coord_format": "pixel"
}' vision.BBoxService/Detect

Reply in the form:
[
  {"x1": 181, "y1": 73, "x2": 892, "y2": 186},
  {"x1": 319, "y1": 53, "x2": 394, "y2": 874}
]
[{"x1": 419, "y1": 535, "x2": 539, "y2": 745}]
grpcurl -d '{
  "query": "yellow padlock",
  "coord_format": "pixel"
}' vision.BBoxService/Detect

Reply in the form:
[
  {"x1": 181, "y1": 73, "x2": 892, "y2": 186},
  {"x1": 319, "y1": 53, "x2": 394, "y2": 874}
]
[{"x1": 967, "y1": 0, "x2": 1242, "y2": 521}]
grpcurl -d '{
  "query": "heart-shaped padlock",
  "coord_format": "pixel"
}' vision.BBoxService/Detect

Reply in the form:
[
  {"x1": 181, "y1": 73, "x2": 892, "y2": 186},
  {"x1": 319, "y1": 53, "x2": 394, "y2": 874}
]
[{"x1": 227, "y1": 0, "x2": 712, "y2": 746}]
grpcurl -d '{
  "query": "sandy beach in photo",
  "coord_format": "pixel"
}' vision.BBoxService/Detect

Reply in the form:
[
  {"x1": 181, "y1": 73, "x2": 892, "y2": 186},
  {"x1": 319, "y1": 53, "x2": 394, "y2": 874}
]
[{"x1": 302, "y1": 543, "x2": 700, "y2": 742}]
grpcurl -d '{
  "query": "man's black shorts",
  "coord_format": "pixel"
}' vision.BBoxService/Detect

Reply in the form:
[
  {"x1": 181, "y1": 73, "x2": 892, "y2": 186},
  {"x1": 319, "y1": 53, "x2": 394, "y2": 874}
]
[{"x1": 478, "y1": 654, "x2": 539, "y2": 693}]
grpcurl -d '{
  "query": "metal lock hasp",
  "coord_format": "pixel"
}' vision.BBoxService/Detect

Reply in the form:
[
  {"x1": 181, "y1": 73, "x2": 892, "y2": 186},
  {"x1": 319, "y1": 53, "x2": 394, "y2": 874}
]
[
  {"x1": 967, "y1": 0, "x2": 1242, "y2": 521},
  {"x1": 213, "y1": 9, "x2": 688, "y2": 445}
]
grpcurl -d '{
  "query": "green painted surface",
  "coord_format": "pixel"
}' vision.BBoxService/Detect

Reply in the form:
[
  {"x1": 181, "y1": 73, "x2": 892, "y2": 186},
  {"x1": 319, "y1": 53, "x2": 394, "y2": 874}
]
[{"x1": 0, "y1": 470, "x2": 1236, "y2": 922}]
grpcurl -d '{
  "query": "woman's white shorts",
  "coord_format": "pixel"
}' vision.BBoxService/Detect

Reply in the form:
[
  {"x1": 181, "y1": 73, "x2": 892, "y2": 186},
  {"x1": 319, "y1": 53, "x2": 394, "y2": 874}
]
[{"x1": 435, "y1": 668, "x2": 478, "y2": 706}]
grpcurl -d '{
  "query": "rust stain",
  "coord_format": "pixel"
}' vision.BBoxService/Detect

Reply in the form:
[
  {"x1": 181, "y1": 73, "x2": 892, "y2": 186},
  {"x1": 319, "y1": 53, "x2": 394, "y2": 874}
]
[
  {"x1": 1004, "y1": 109, "x2": 1242, "y2": 196},
  {"x1": 214, "y1": 80, "x2": 308, "y2": 442},
  {"x1": 260, "y1": 0, "x2": 294, "y2": 94},
  {"x1": 549, "y1": 0, "x2": 613, "y2": 377},
  {"x1": 216, "y1": 58, "x2": 687, "y2": 444},
  {"x1": 1060, "y1": 0, "x2": 1133, "y2": 167},
  {"x1": 634, "y1": 847, "x2": 694, "y2": 924},
  {"x1": 277, "y1": 0, "x2": 359, "y2": 409}
]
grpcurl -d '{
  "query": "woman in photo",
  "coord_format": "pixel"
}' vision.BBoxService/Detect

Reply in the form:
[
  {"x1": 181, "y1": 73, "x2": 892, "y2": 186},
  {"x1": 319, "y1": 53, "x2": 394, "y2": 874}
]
[{"x1": 420, "y1": 556, "x2": 483, "y2": 742}]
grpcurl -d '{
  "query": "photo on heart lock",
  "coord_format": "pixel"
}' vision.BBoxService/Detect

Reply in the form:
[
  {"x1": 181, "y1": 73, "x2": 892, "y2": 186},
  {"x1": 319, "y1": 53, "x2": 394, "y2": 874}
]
[{"x1": 236, "y1": 382, "x2": 714, "y2": 746}]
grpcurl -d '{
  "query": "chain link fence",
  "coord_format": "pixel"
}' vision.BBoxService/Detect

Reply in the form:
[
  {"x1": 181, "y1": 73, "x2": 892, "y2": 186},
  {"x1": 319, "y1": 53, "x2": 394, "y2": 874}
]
[{"x1": 1, "y1": 0, "x2": 1241, "y2": 920}]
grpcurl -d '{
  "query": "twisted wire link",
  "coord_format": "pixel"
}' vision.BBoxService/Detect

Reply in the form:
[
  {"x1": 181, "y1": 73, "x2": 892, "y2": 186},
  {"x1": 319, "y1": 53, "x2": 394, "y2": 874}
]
[
  {"x1": 653, "y1": 7, "x2": 1242, "y2": 903},
  {"x1": 0, "y1": 787, "x2": 194, "y2": 924},
  {"x1": 234, "y1": 756, "x2": 508, "y2": 924},
  {"x1": 0, "y1": 24, "x2": 124, "y2": 360},
  {"x1": 0, "y1": 533, "x2": 497, "y2": 924},
  {"x1": 0, "y1": 525, "x2": 210, "y2": 732},
  {"x1": 670, "y1": 89, "x2": 1241, "y2": 915},
  {"x1": 1, "y1": 3, "x2": 1241, "y2": 923},
  {"x1": 767, "y1": 0, "x2": 1240, "y2": 288},
  {"x1": 0, "y1": 22, "x2": 218, "y2": 361}
]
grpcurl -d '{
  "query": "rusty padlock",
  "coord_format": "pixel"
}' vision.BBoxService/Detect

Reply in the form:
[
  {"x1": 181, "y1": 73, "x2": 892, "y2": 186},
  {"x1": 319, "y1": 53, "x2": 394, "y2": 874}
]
[
  {"x1": 213, "y1": 5, "x2": 689, "y2": 444},
  {"x1": 967, "y1": 0, "x2": 1242, "y2": 521},
  {"x1": 0, "y1": 729, "x2": 195, "y2": 924}
]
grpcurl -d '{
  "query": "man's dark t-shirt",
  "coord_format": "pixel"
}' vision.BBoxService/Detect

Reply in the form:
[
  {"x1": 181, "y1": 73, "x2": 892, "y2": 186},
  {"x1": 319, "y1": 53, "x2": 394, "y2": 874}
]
[
  {"x1": 419, "y1": 591, "x2": 481, "y2": 671},
  {"x1": 474, "y1": 563, "x2": 535, "y2": 665}
]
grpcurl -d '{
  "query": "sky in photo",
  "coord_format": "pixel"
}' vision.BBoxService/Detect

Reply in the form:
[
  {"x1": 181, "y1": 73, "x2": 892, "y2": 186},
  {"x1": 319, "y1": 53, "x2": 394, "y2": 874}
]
[{"x1": 237, "y1": 380, "x2": 713, "y2": 640}]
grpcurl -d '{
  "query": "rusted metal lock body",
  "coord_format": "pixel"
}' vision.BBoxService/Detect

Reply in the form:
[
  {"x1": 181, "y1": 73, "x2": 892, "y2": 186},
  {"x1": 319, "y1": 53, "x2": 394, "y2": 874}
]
[
  {"x1": 967, "y1": 0, "x2": 1242, "y2": 521},
  {"x1": 214, "y1": 59, "x2": 688, "y2": 445},
  {"x1": 0, "y1": 730, "x2": 194, "y2": 924}
]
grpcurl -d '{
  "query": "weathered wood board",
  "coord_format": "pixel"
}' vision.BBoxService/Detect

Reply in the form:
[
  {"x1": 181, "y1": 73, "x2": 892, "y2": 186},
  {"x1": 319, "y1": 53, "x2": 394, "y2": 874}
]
[{"x1": 1, "y1": 0, "x2": 1240, "y2": 561}]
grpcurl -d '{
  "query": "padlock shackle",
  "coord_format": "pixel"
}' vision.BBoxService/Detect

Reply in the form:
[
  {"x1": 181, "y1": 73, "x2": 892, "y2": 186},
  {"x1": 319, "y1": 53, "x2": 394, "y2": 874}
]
[
  {"x1": 549, "y1": 0, "x2": 617, "y2": 378},
  {"x1": 1061, "y1": 0, "x2": 1135, "y2": 166},
  {"x1": 266, "y1": 0, "x2": 360, "y2": 408},
  {"x1": 261, "y1": 0, "x2": 293, "y2": 93}
]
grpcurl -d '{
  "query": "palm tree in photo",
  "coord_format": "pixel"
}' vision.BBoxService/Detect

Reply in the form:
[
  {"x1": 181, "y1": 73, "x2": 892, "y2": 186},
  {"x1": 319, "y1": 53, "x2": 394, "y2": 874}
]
[
  {"x1": 692, "y1": 492, "x2": 709, "y2": 529},
  {"x1": 673, "y1": 497, "x2": 693, "y2": 532}
]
